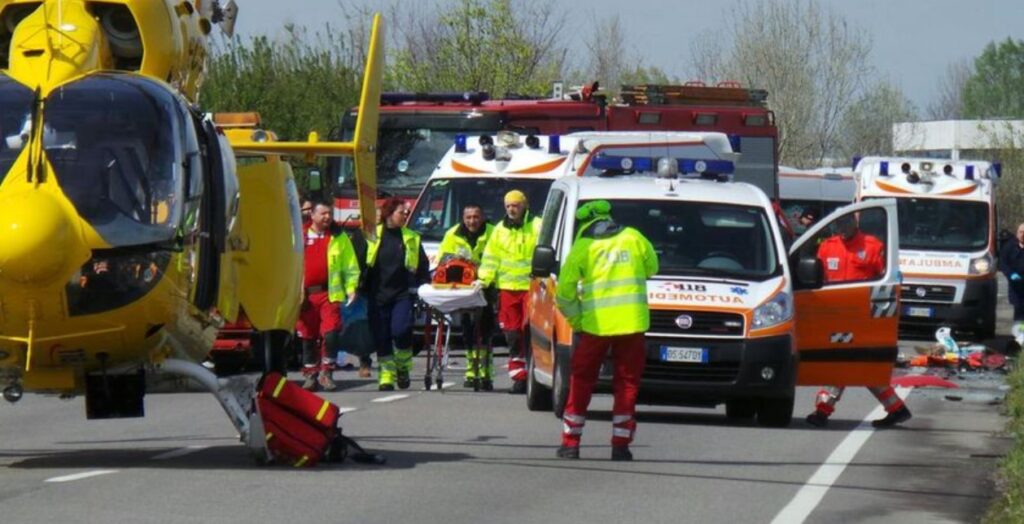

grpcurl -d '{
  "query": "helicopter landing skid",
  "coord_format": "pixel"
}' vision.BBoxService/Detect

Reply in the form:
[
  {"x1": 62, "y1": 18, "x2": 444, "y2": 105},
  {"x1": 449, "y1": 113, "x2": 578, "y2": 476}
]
[{"x1": 156, "y1": 359, "x2": 268, "y2": 461}]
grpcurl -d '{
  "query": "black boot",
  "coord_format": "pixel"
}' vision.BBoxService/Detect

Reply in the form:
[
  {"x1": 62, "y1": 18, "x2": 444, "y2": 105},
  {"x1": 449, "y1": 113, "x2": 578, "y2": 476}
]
[
  {"x1": 611, "y1": 446, "x2": 633, "y2": 461},
  {"x1": 397, "y1": 370, "x2": 411, "y2": 390},
  {"x1": 872, "y1": 406, "x2": 912, "y2": 428},
  {"x1": 508, "y1": 381, "x2": 526, "y2": 394},
  {"x1": 556, "y1": 446, "x2": 579, "y2": 459}
]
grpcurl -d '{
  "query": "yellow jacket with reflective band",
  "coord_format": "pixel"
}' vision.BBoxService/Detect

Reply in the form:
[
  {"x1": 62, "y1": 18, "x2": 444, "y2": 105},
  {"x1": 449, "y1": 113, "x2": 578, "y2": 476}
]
[
  {"x1": 556, "y1": 226, "x2": 659, "y2": 336},
  {"x1": 479, "y1": 215, "x2": 541, "y2": 291},
  {"x1": 328, "y1": 232, "x2": 361, "y2": 303},
  {"x1": 366, "y1": 225, "x2": 421, "y2": 272},
  {"x1": 437, "y1": 223, "x2": 494, "y2": 265}
]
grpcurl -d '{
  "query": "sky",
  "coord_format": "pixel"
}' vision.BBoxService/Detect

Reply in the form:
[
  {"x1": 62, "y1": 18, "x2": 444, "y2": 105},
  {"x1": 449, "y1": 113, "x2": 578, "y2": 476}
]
[{"x1": 234, "y1": 0, "x2": 1024, "y2": 112}]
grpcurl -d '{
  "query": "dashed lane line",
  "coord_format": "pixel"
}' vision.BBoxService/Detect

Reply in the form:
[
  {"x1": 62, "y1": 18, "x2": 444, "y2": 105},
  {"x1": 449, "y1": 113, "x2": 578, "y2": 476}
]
[
  {"x1": 771, "y1": 387, "x2": 912, "y2": 524},
  {"x1": 45, "y1": 470, "x2": 118, "y2": 483},
  {"x1": 371, "y1": 394, "x2": 409, "y2": 403}
]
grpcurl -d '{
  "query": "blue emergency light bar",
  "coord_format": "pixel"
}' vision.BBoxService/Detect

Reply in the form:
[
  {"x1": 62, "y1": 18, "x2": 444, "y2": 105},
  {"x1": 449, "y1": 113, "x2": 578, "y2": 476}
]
[
  {"x1": 590, "y1": 155, "x2": 735, "y2": 175},
  {"x1": 993, "y1": 163, "x2": 1002, "y2": 178},
  {"x1": 454, "y1": 134, "x2": 468, "y2": 153},
  {"x1": 380, "y1": 91, "x2": 489, "y2": 105},
  {"x1": 548, "y1": 135, "x2": 561, "y2": 155},
  {"x1": 965, "y1": 165, "x2": 975, "y2": 180},
  {"x1": 879, "y1": 161, "x2": 889, "y2": 176}
]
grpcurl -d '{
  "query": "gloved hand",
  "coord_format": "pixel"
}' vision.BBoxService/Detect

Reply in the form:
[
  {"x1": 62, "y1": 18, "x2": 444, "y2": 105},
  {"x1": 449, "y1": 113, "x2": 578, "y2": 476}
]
[
  {"x1": 346, "y1": 293, "x2": 359, "y2": 307},
  {"x1": 471, "y1": 280, "x2": 483, "y2": 291},
  {"x1": 1012, "y1": 273, "x2": 1022, "y2": 281}
]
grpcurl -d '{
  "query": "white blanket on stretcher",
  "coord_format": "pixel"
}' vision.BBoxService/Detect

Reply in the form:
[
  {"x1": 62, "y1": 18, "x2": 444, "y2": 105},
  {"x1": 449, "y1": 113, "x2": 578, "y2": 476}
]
[{"x1": 417, "y1": 284, "x2": 487, "y2": 314}]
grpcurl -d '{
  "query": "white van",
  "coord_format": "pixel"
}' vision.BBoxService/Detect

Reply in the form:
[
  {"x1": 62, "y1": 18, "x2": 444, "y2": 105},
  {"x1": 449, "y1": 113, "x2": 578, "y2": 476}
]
[
  {"x1": 779, "y1": 166, "x2": 855, "y2": 235},
  {"x1": 527, "y1": 139, "x2": 902, "y2": 426}
]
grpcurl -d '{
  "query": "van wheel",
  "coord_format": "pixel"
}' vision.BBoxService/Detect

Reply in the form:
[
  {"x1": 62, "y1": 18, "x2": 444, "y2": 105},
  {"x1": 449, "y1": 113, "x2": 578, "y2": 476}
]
[
  {"x1": 552, "y1": 345, "x2": 570, "y2": 419},
  {"x1": 526, "y1": 347, "x2": 552, "y2": 412},
  {"x1": 725, "y1": 399, "x2": 757, "y2": 420},
  {"x1": 756, "y1": 395, "x2": 794, "y2": 428}
]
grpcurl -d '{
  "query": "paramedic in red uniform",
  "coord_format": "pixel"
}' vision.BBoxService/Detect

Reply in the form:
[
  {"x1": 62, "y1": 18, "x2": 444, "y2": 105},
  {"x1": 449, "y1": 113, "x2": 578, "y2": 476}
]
[
  {"x1": 805, "y1": 214, "x2": 912, "y2": 428},
  {"x1": 297, "y1": 202, "x2": 347, "y2": 391}
]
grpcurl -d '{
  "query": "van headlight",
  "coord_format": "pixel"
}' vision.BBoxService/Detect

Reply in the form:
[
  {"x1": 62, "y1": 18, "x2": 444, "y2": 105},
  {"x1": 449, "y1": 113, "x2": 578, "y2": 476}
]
[
  {"x1": 969, "y1": 254, "x2": 993, "y2": 275},
  {"x1": 752, "y1": 291, "x2": 792, "y2": 329}
]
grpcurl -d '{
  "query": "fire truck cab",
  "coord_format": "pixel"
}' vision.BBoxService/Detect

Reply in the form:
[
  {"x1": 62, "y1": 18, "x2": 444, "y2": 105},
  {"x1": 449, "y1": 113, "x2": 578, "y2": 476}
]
[
  {"x1": 526, "y1": 137, "x2": 902, "y2": 427},
  {"x1": 855, "y1": 157, "x2": 1000, "y2": 339}
]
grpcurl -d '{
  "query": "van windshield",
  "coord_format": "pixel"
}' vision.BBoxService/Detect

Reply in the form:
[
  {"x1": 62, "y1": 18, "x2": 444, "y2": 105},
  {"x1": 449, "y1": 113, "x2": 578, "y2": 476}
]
[
  {"x1": 409, "y1": 177, "x2": 552, "y2": 242},
  {"x1": 864, "y1": 196, "x2": 989, "y2": 252},
  {"x1": 583, "y1": 199, "x2": 780, "y2": 280}
]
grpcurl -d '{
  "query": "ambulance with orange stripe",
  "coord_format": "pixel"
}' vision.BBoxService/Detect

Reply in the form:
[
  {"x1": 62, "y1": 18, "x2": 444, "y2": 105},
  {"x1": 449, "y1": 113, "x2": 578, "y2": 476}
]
[
  {"x1": 526, "y1": 136, "x2": 902, "y2": 427},
  {"x1": 854, "y1": 157, "x2": 1000, "y2": 339}
]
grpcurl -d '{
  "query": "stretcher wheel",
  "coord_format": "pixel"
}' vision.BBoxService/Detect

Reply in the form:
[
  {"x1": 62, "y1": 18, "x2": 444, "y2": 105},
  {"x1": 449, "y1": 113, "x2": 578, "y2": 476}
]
[{"x1": 424, "y1": 375, "x2": 432, "y2": 390}]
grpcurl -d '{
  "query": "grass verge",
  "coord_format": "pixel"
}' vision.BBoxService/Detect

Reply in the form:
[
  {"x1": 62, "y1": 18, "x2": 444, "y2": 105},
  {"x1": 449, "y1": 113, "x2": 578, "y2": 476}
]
[{"x1": 984, "y1": 361, "x2": 1024, "y2": 523}]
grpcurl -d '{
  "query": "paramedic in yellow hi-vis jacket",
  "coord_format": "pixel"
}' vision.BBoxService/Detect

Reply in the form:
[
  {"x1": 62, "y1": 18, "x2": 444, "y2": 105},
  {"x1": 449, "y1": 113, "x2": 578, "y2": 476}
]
[
  {"x1": 555, "y1": 201, "x2": 658, "y2": 461},
  {"x1": 478, "y1": 190, "x2": 542, "y2": 394},
  {"x1": 437, "y1": 204, "x2": 497, "y2": 390}
]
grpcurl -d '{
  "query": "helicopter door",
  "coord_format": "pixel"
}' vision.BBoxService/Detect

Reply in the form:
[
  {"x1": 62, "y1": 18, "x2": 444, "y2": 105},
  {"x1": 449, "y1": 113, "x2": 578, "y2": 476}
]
[{"x1": 187, "y1": 115, "x2": 227, "y2": 312}]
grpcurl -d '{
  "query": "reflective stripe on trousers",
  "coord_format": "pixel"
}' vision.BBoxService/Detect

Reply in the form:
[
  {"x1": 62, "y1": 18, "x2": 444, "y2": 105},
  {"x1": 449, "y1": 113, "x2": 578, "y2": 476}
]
[{"x1": 815, "y1": 385, "x2": 905, "y2": 416}]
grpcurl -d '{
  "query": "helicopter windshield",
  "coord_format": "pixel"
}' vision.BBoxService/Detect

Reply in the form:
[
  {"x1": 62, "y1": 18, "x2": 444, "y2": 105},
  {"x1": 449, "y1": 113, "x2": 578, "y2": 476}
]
[
  {"x1": 0, "y1": 74, "x2": 33, "y2": 185},
  {"x1": 43, "y1": 74, "x2": 187, "y2": 246}
]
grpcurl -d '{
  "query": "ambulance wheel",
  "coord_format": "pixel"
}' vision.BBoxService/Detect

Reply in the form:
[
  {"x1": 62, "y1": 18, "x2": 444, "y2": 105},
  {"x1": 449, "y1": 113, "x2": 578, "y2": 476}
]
[
  {"x1": 552, "y1": 346, "x2": 570, "y2": 419},
  {"x1": 526, "y1": 347, "x2": 552, "y2": 412},
  {"x1": 756, "y1": 395, "x2": 794, "y2": 428},
  {"x1": 725, "y1": 399, "x2": 757, "y2": 420}
]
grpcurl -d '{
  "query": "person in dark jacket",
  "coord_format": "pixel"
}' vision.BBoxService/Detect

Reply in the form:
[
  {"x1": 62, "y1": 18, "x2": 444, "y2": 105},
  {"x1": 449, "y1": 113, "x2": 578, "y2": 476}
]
[
  {"x1": 365, "y1": 198, "x2": 430, "y2": 390},
  {"x1": 999, "y1": 223, "x2": 1024, "y2": 340}
]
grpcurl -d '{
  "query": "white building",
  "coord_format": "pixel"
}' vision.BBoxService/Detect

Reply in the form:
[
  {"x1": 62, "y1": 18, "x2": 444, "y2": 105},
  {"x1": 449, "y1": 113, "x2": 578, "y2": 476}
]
[{"x1": 893, "y1": 120, "x2": 1024, "y2": 160}]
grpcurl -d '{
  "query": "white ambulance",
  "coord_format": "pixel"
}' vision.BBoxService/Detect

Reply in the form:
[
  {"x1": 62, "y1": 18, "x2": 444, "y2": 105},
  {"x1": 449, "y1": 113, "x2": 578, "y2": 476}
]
[
  {"x1": 527, "y1": 138, "x2": 902, "y2": 427},
  {"x1": 779, "y1": 166, "x2": 856, "y2": 235},
  {"x1": 855, "y1": 157, "x2": 1000, "y2": 339},
  {"x1": 409, "y1": 131, "x2": 744, "y2": 265}
]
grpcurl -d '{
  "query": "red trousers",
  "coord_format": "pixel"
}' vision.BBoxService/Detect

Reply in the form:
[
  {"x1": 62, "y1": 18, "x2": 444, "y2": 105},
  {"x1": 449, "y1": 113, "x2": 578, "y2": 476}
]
[
  {"x1": 498, "y1": 290, "x2": 529, "y2": 382},
  {"x1": 296, "y1": 291, "x2": 342, "y2": 373},
  {"x1": 561, "y1": 332, "x2": 646, "y2": 447}
]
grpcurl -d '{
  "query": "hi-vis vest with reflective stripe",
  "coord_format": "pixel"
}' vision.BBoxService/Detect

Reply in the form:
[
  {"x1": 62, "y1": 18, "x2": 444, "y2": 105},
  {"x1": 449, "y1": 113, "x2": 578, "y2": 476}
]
[
  {"x1": 479, "y1": 215, "x2": 541, "y2": 291},
  {"x1": 437, "y1": 223, "x2": 494, "y2": 265},
  {"x1": 327, "y1": 232, "x2": 361, "y2": 303},
  {"x1": 366, "y1": 225, "x2": 421, "y2": 273},
  {"x1": 555, "y1": 226, "x2": 659, "y2": 336}
]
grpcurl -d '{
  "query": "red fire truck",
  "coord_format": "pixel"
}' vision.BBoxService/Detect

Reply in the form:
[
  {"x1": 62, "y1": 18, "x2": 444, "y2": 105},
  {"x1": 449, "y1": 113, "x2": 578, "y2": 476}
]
[{"x1": 324, "y1": 83, "x2": 780, "y2": 218}]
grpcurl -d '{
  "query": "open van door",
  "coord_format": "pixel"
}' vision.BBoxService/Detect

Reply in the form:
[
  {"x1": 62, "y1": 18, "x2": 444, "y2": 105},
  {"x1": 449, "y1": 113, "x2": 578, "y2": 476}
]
[{"x1": 788, "y1": 199, "x2": 900, "y2": 387}]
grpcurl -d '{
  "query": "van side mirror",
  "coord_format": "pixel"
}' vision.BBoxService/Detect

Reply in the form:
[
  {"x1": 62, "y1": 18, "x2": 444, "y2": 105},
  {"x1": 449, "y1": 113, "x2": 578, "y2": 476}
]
[
  {"x1": 795, "y1": 256, "x2": 823, "y2": 290},
  {"x1": 532, "y1": 245, "x2": 556, "y2": 277}
]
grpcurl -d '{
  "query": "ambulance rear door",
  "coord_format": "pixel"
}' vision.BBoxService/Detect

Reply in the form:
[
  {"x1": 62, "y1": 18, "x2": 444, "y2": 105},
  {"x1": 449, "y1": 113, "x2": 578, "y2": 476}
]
[{"x1": 788, "y1": 199, "x2": 900, "y2": 387}]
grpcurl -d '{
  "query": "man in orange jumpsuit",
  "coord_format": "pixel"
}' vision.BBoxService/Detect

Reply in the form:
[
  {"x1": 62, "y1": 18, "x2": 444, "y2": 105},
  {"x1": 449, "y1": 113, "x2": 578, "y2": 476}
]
[{"x1": 805, "y1": 214, "x2": 912, "y2": 428}]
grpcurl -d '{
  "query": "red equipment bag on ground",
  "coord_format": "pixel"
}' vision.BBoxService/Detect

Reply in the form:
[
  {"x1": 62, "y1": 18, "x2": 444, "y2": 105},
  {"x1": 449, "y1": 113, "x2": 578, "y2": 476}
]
[{"x1": 255, "y1": 372, "x2": 385, "y2": 467}]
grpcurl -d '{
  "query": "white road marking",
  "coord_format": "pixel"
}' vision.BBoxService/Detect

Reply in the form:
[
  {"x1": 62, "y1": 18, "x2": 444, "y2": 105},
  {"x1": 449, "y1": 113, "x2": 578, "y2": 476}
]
[
  {"x1": 45, "y1": 470, "x2": 118, "y2": 483},
  {"x1": 151, "y1": 445, "x2": 209, "y2": 461},
  {"x1": 771, "y1": 387, "x2": 911, "y2": 524},
  {"x1": 371, "y1": 394, "x2": 409, "y2": 403},
  {"x1": 441, "y1": 381, "x2": 456, "y2": 389},
  {"x1": 338, "y1": 407, "x2": 359, "y2": 414}
]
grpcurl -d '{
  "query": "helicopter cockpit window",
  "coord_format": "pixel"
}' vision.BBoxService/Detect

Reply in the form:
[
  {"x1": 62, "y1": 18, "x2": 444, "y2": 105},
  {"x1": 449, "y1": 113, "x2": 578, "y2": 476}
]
[
  {"x1": 43, "y1": 74, "x2": 185, "y2": 246},
  {"x1": 0, "y1": 74, "x2": 33, "y2": 186}
]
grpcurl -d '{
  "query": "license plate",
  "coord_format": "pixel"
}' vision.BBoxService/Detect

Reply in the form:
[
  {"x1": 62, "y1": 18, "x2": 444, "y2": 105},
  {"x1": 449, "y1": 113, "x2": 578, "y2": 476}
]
[
  {"x1": 659, "y1": 346, "x2": 709, "y2": 363},
  {"x1": 904, "y1": 306, "x2": 933, "y2": 318}
]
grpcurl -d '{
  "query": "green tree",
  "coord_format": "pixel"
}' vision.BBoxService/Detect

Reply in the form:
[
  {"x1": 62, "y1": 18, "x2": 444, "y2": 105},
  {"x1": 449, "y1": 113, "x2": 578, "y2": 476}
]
[
  {"x1": 963, "y1": 38, "x2": 1024, "y2": 119},
  {"x1": 837, "y1": 80, "x2": 918, "y2": 160},
  {"x1": 388, "y1": 0, "x2": 567, "y2": 97},
  {"x1": 201, "y1": 24, "x2": 362, "y2": 142}
]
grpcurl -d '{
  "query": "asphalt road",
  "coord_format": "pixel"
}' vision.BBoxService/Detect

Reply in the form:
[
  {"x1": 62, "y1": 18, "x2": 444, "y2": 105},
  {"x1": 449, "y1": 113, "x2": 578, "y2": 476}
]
[{"x1": 0, "y1": 284, "x2": 1015, "y2": 523}]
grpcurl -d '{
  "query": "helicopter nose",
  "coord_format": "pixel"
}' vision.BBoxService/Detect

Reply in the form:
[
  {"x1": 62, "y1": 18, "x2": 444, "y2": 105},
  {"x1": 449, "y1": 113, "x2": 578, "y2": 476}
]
[{"x1": 0, "y1": 191, "x2": 76, "y2": 284}]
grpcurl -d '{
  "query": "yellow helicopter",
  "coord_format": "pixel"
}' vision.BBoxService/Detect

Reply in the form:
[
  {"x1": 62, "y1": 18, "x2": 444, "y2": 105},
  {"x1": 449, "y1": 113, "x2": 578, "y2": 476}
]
[{"x1": 0, "y1": 0, "x2": 382, "y2": 453}]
